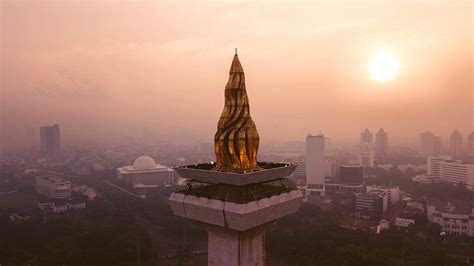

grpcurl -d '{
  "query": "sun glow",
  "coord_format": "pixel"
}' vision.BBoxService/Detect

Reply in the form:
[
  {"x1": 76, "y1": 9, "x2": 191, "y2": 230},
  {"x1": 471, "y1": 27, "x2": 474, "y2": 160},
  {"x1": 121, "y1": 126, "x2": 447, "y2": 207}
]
[{"x1": 368, "y1": 53, "x2": 400, "y2": 82}]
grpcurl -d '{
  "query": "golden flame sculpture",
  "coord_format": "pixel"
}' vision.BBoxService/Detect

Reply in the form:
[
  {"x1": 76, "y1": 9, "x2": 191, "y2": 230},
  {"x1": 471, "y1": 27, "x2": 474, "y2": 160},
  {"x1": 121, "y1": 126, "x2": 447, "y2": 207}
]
[{"x1": 214, "y1": 52, "x2": 260, "y2": 172}]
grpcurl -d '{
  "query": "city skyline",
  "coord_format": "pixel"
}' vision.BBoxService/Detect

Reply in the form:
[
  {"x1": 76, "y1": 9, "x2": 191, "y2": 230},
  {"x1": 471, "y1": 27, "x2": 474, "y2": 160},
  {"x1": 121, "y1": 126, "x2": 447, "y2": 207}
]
[
  {"x1": 1, "y1": 1, "x2": 472, "y2": 148},
  {"x1": 4, "y1": 124, "x2": 474, "y2": 153},
  {"x1": 1, "y1": 1, "x2": 474, "y2": 265}
]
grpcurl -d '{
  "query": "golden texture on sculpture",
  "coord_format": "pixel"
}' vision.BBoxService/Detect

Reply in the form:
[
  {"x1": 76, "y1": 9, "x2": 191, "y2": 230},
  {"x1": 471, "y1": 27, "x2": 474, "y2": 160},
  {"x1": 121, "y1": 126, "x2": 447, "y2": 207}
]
[{"x1": 214, "y1": 52, "x2": 260, "y2": 172}]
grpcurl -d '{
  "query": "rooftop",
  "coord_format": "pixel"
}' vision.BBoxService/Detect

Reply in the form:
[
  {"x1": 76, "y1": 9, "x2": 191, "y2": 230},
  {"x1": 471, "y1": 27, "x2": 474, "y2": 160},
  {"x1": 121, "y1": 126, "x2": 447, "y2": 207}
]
[
  {"x1": 133, "y1": 155, "x2": 158, "y2": 169},
  {"x1": 182, "y1": 162, "x2": 290, "y2": 172},
  {"x1": 36, "y1": 175, "x2": 70, "y2": 184},
  {"x1": 357, "y1": 189, "x2": 387, "y2": 197},
  {"x1": 174, "y1": 162, "x2": 297, "y2": 186},
  {"x1": 117, "y1": 155, "x2": 170, "y2": 174}
]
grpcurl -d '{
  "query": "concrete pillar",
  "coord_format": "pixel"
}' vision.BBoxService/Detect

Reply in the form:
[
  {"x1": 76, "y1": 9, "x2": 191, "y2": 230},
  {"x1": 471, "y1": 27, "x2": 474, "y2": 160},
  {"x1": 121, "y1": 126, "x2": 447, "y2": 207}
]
[{"x1": 206, "y1": 225, "x2": 266, "y2": 266}]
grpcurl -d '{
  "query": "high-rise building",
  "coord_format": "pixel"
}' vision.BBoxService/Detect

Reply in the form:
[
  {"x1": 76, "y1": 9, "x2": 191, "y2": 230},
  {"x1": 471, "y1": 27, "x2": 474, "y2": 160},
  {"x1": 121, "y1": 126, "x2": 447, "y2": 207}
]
[
  {"x1": 358, "y1": 143, "x2": 374, "y2": 167},
  {"x1": 360, "y1": 128, "x2": 373, "y2": 144},
  {"x1": 450, "y1": 129, "x2": 463, "y2": 157},
  {"x1": 375, "y1": 128, "x2": 388, "y2": 161},
  {"x1": 306, "y1": 134, "x2": 325, "y2": 196},
  {"x1": 359, "y1": 128, "x2": 375, "y2": 167},
  {"x1": 420, "y1": 131, "x2": 435, "y2": 155},
  {"x1": 40, "y1": 124, "x2": 60, "y2": 156},
  {"x1": 433, "y1": 136, "x2": 442, "y2": 156},
  {"x1": 468, "y1": 132, "x2": 474, "y2": 157}
]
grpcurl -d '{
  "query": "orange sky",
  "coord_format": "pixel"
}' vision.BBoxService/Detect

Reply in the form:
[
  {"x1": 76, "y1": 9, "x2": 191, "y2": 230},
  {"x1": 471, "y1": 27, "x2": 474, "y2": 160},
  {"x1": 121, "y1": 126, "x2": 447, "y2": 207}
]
[{"x1": 1, "y1": 1, "x2": 473, "y2": 147}]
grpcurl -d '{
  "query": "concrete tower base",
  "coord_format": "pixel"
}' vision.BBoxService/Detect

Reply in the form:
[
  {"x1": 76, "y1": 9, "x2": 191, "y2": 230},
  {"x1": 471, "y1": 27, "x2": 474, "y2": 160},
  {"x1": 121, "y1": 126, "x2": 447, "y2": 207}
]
[
  {"x1": 169, "y1": 179, "x2": 303, "y2": 265},
  {"x1": 206, "y1": 225, "x2": 266, "y2": 266}
]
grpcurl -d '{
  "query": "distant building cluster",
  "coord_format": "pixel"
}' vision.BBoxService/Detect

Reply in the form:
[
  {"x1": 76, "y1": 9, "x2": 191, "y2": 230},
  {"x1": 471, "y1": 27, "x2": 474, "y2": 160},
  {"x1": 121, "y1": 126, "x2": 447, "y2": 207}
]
[
  {"x1": 419, "y1": 131, "x2": 442, "y2": 156},
  {"x1": 358, "y1": 128, "x2": 388, "y2": 167},
  {"x1": 302, "y1": 128, "x2": 395, "y2": 201},
  {"x1": 420, "y1": 129, "x2": 474, "y2": 158}
]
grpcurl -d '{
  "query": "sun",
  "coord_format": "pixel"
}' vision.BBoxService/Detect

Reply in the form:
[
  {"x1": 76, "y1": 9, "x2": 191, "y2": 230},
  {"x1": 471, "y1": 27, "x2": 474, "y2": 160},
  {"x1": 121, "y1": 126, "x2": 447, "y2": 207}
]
[{"x1": 368, "y1": 53, "x2": 400, "y2": 82}]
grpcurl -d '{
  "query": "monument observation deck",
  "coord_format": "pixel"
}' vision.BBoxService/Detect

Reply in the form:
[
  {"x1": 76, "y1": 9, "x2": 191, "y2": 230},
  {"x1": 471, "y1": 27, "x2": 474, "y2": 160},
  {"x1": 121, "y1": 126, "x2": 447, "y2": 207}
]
[{"x1": 169, "y1": 52, "x2": 303, "y2": 266}]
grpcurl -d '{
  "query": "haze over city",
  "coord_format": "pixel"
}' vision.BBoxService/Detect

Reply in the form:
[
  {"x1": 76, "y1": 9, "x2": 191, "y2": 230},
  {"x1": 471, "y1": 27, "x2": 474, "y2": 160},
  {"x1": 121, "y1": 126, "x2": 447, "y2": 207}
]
[
  {"x1": 2, "y1": 1, "x2": 472, "y2": 148},
  {"x1": 2, "y1": 1, "x2": 474, "y2": 265}
]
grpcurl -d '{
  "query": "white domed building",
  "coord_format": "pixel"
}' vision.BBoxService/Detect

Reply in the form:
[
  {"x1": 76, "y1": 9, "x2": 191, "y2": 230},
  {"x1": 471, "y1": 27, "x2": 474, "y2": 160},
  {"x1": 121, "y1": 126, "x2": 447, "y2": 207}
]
[{"x1": 117, "y1": 156, "x2": 176, "y2": 187}]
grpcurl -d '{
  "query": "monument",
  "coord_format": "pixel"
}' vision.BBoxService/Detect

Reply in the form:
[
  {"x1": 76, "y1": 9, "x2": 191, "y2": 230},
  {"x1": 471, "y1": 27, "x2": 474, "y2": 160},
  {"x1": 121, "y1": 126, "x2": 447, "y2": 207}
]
[{"x1": 169, "y1": 51, "x2": 303, "y2": 266}]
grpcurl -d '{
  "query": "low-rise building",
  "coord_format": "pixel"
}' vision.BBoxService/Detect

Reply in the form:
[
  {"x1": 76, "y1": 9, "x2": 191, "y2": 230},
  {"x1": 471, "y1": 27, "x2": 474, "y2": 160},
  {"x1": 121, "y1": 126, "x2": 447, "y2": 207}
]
[
  {"x1": 36, "y1": 175, "x2": 86, "y2": 213},
  {"x1": 9, "y1": 213, "x2": 31, "y2": 224},
  {"x1": 412, "y1": 174, "x2": 438, "y2": 184},
  {"x1": 72, "y1": 185, "x2": 97, "y2": 200},
  {"x1": 117, "y1": 155, "x2": 176, "y2": 187},
  {"x1": 379, "y1": 199, "x2": 424, "y2": 230},
  {"x1": 394, "y1": 212, "x2": 416, "y2": 228},
  {"x1": 38, "y1": 200, "x2": 86, "y2": 213},
  {"x1": 36, "y1": 175, "x2": 71, "y2": 199},
  {"x1": 366, "y1": 185, "x2": 399, "y2": 205},
  {"x1": 427, "y1": 203, "x2": 474, "y2": 237},
  {"x1": 353, "y1": 190, "x2": 388, "y2": 219},
  {"x1": 326, "y1": 182, "x2": 364, "y2": 194}
]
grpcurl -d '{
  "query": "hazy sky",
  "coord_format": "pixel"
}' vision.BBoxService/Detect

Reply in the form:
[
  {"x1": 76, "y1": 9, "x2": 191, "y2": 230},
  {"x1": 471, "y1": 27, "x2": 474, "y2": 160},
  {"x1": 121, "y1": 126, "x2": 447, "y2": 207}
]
[{"x1": 1, "y1": 1, "x2": 473, "y2": 147}]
